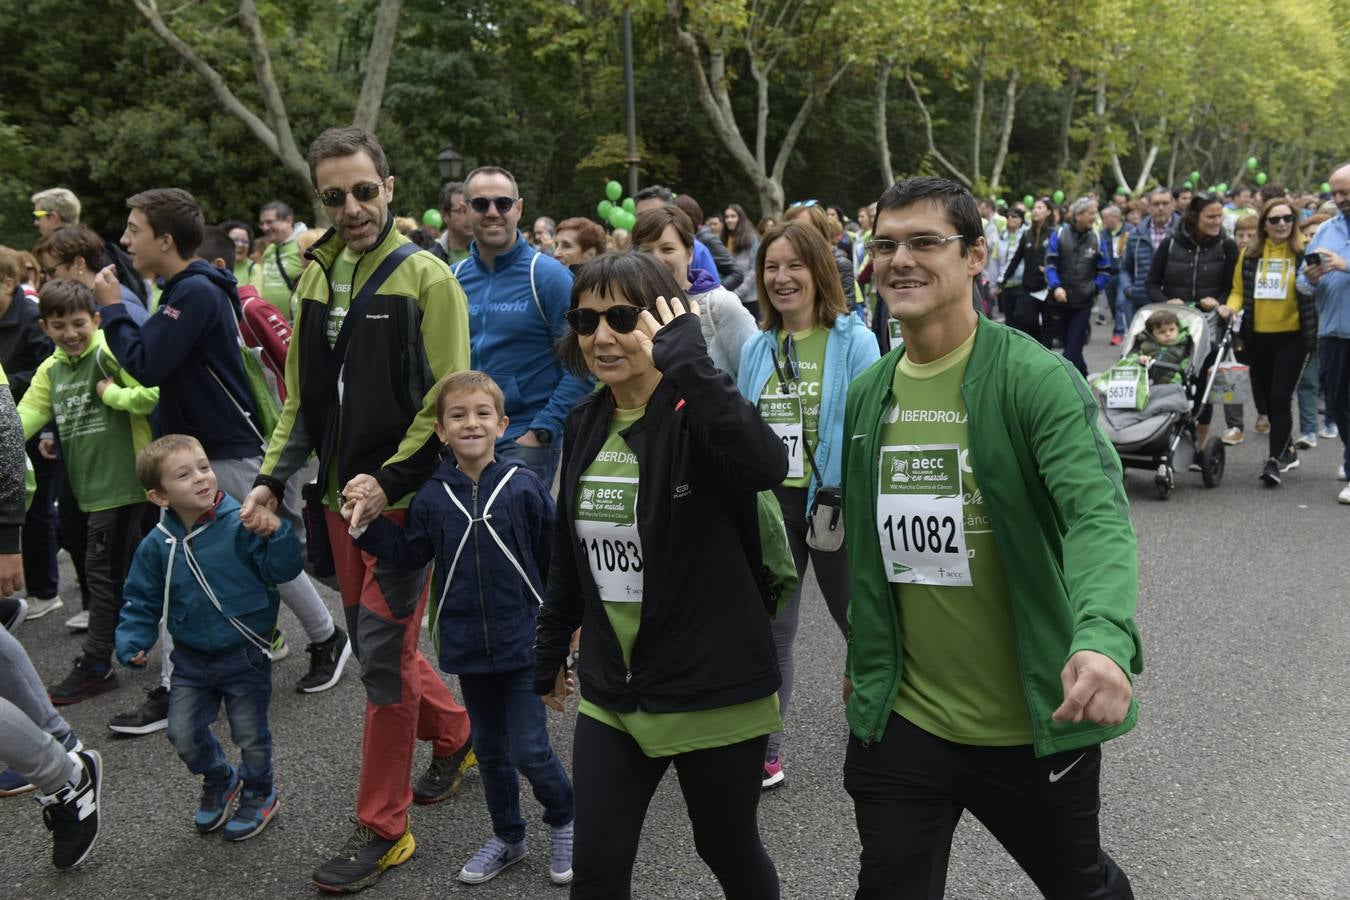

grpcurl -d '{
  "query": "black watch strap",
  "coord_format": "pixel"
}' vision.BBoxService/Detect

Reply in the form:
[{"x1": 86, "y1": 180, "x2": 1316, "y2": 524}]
[{"x1": 530, "y1": 428, "x2": 552, "y2": 445}]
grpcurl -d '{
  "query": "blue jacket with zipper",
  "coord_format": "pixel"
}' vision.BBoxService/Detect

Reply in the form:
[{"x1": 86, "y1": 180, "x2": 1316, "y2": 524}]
[
  {"x1": 355, "y1": 455, "x2": 554, "y2": 675},
  {"x1": 736, "y1": 314, "x2": 879, "y2": 517}
]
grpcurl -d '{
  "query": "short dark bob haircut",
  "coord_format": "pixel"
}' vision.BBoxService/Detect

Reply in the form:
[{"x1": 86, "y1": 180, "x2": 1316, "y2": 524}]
[{"x1": 557, "y1": 252, "x2": 685, "y2": 380}]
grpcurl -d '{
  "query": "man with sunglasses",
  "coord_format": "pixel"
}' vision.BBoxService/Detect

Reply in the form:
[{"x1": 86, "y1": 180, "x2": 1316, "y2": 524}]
[
  {"x1": 32, "y1": 188, "x2": 149, "y2": 307},
  {"x1": 243, "y1": 126, "x2": 474, "y2": 893},
  {"x1": 842, "y1": 176, "x2": 1141, "y2": 898},
  {"x1": 450, "y1": 166, "x2": 588, "y2": 487}
]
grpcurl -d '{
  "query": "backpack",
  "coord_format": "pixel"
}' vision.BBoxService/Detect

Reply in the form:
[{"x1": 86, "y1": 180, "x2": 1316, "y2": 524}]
[
  {"x1": 205, "y1": 296, "x2": 282, "y2": 452},
  {"x1": 237, "y1": 286, "x2": 291, "y2": 403}
]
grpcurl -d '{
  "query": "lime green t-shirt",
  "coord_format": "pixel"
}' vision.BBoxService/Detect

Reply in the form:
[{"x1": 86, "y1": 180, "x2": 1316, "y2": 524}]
[
  {"x1": 576, "y1": 405, "x2": 783, "y2": 757},
  {"x1": 326, "y1": 247, "x2": 360, "y2": 349},
  {"x1": 259, "y1": 237, "x2": 302, "y2": 320},
  {"x1": 757, "y1": 326, "x2": 827, "y2": 488},
  {"x1": 878, "y1": 325, "x2": 1031, "y2": 746},
  {"x1": 233, "y1": 259, "x2": 256, "y2": 291}
]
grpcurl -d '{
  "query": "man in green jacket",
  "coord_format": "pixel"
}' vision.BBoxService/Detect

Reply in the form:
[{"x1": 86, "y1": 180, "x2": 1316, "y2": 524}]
[{"x1": 841, "y1": 176, "x2": 1142, "y2": 899}]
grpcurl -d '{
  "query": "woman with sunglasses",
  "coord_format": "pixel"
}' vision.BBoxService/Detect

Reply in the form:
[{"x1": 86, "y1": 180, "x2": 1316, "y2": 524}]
[
  {"x1": 1226, "y1": 198, "x2": 1317, "y2": 485},
  {"x1": 633, "y1": 205, "x2": 756, "y2": 379},
  {"x1": 736, "y1": 221, "x2": 879, "y2": 789},
  {"x1": 536, "y1": 252, "x2": 785, "y2": 898}
]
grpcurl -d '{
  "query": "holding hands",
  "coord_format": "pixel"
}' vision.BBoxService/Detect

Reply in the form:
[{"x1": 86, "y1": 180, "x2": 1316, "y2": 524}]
[
  {"x1": 340, "y1": 473, "x2": 388, "y2": 530},
  {"x1": 539, "y1": 665, "x2": 576, "y2": 713}
]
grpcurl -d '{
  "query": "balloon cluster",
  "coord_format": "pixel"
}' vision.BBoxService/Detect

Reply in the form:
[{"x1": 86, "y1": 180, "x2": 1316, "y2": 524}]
[{"x1": 596, "y1": 181, "x2": 637, "y2": 231}]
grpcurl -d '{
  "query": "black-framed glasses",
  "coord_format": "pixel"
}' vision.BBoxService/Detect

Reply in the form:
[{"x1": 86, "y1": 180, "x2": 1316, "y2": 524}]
[
  {"x1": 564, "y1": 305, "x2": 643, "y2": 336},
  {"x1": 469, "y1": 196, "x2": 517, "y2": 215},
  {"x1": 1266, "y1": 214, "x2": 1296, "y2": 225},
  {"x1": 866, "y1": 234, "x2": 966, "y2": 259},
  {"x1": 318, "y1": 182, "x2": 383, "y2": 208}
]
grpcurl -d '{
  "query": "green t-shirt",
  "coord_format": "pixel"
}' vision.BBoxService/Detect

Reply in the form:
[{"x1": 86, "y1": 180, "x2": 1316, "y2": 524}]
[
  {"x1": 326, "y1": 247, "x2": 360, "y2": 349},
  {"x1": 576, "y1": 405, "x2": 782, "y2": 757},
  {"x1": 878, "y1": 326, "x2": 1032, "y2": 746},
  {"x1": 232, "y1": 259, "x2": 256, "y2": 291},
  {"x1": 259, "y1": 237, "x2": 302, "y2": 320},
  {"x1": 757, "y1": 326, "x2": 827, "y2": 488}
]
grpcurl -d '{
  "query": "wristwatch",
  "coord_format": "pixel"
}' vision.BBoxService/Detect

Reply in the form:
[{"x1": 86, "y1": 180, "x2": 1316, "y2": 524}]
[{"x1": 529, "y1": 428, "x2": 552, "y2": 445}]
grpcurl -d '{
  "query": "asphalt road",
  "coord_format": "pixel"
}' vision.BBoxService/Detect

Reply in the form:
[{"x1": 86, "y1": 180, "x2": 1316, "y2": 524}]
[{"x1": 3, "y1": 333, "x2": 1348, "y2": 899}]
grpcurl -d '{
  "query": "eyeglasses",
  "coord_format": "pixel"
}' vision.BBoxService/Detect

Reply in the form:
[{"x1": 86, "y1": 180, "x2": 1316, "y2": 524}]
[
  {"x1": 468, "y1": 196, "x2": 518, "y2": 215},
  {"x1": 317, "y1": 182, "x2": 383, "y2": 208},
  {"x1": 789, "y1": 200, "x2": 818, "y2": 209},
  {"x1": 1266, "y1": 214, "x2": 1296, "y2": 225},
  {"x1": 866, "y1": 234, "x2": 966, "y2": 259},
  {"x1": 564, "y1": 305, "x2": 643, "y2": 336}
]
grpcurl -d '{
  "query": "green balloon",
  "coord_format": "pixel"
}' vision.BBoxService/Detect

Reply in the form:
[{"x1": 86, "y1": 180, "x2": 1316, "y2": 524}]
[
  {"x1": 598, "y1": 200, "x2": 614, "y2": 218},
  {"x1": 1023, "y1": 194, "x2": 1034, "y2": 207},
  {"x1": 621, "y1": 210, "x2": 638, "y2": 231},
  {"x1": 1183, "y1": 182, "x2": 1193, "y2": 190},
  {"x1": 422, "y1": 208, "x2": 443, "y2": 229},
  {"x1": 1190, "y1": 170, "x2": 1201, "y2": 181},
  {"x1": 1052, "y1": 190, "x2": 1065, "y2": 204},
  {"x1": 1322, "y1": 182, "x2": 1332, "y2": 193},
  {"x1": 1117, "y1": 186, "x2": 1130, "y2": 197},
  {"x1": 1247, "y1": 157, "x2": 1258, "y2": 170},
  {"x1": 1217, "y1": 182, "x2": 1228, "y2": 193},
  {"x1": 622, "y1": 197, "x2": 636, "y2": 214},
  {"x1": 1256, "y1": 172, "x2": 1267, "y2": 186},
  {"x1": 1207, "y1": 185, "x2": 1217, "y2": 193},
  {"x1": 605, "y1": 180, "x2": 623, "y2": 202},
  {"x1": 607, "y1": 206, "x2": 626, "y2": 228}
]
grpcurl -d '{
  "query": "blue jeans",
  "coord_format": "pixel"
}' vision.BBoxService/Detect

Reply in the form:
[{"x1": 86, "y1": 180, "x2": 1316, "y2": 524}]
[
  {"x1": 167, "y1": 643, "x2": 273, "y2": 795},
  {"x1": 458, "y1": 667, "x2": 573, "y2": 843},
  {"x1": 1297, "y1": 349, "x2": 1331, "y2": 435},
  {"x1": 1113, "y1": 281, "x2": 1133, "y2": 336},
  {"x1": 495, "y1": 439, "x2": 563, "y2": 489}
]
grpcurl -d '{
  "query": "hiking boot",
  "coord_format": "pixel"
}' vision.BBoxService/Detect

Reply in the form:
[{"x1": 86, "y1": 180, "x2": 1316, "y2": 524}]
[
  {"x1": 312, "y1": 818, "x2": 415, "y2": 893},
  {"x1": 39, "y1": 749, "x2": 102, "y2": 869},
  {"x1": 413, "y1": 744, "x2": 477, "y2": 804},
  {"x1": 296, "y1": 626, "x2": 352, "y2": 693},
  {"x1": 195, "y1": 765, "x2": 242, "y2": 833},
  {"x1": 0, "y1": 596, "x2": 26, "y2": 633},
  {"x1": 0, "y1": 731, "x2": 80, "y2": 797},
  {"x1": 48, "y1": 656, "x2": 118, "y2": 706},
  {"x1": 549, "y1": 822, "x2": 574, "y2": 885},
  {"x1": 24, "y1": 595, "x2": 63, "y2": 620},
  {"x1": 457, "y1": 835, "x2": 527, "y2": 884},
  {"x1": 223, "y1": 788, "x2": 279, "y2": 842},
  {"x1": 108, "y1": 685, "x2": 169, "y2": 735},
  {"x1": 1260, "y1": 457, "x2": 1281, "y2": 487}
]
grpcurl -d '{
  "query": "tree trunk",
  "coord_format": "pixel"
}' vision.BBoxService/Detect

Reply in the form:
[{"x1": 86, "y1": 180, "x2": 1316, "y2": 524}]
[
  {"x1": 1070, "y1": 70, "x2": 1108, "y2": 195},
  {"x1": 969, "y1": 43, "x2": 987, "y2": 187},
  {"x1": 1166, "y1": 135, "x2": 1180, "y2": 187},
  {"x1": 352, "y1": 0, "x2": 404, "y2": 132},
  {"x1": 874, "y1": 61, "x2": 894, "y2": 188},
  {"x1": 988, "y1": 69, "x2": 1018, "y2": 193},
  {"x1": 1056, "y1": 68, "x2": 1081, "y2": 177},
  {"x1": 904, "y1": 67, "x2": 971, "y2": 187}
]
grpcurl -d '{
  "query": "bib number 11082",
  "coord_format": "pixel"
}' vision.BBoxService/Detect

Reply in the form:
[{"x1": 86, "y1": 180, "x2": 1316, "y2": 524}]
[{"x1": 875, "y1": 444, "x2": 971, "y2": 586}]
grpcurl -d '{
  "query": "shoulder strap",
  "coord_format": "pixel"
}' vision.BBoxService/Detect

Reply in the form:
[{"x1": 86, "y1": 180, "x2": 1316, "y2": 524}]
[
  {"x1": 528, "y1": 251, "x2": 546, "y2": 328},
  {"x1": 452, "y1": 257, "x2": 469, "y2": 279},
  {"x1": 274, "y1": 242, "x2": 298, "y2": 292},
  {"x1": 331, "y1": 242, "x2": 419, "y2": 365}
]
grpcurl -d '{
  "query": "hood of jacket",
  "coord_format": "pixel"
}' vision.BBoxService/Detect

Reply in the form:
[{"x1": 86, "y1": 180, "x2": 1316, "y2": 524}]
[{"x1": 688, "y1": 266, "x2": 719, "y2": 295}]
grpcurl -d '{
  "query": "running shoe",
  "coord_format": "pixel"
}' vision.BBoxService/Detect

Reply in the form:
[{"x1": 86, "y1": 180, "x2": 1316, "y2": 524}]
[
  {"x1": 39, "y1": 748, "x2": 102, "y2": 869},
  {"x1": 195, "y1": 765, "x2": 242, "y2": 833},
  {"x1": 48, "y1": 656, "x2": 118, "y2": 705},
  {"x1": 25, "y1": 595, "x2": 64, "y2": 620},
  {"x1": 64, "y1": 610, "x2": 89, "y2": 632},
  {"x1": 1109, "y1": 334, "x2": 1122, "y2": 346},
  {"x1": 1221, "y1": 427, "x2": 1244, "y2": 445},
  {"x1": 762, "y1": 756, "x2": 785, "y2": 789},
  {"x1": 1294, "y1": 432, "x2": 1317, "y2": 449},
  {"x1": 0, "y1": 731, "x2": 80, "y2": 797},
  {"x1": 312, "y1": 818, "x2": 415, "y2": 893},
  {"x1": 1254, "y1": 415, "x2": 1271, "y2": 434},
  {"x1": 1277, "y1": 449, "x2": 1299, "y2": 472},
  {"x1": 0, "y1": 596, "x2": 26, "y2": 633},
  {"x1": 108, "y1": 685, "x2": 169, "y2": 735},
  {"x1": 296, "y1": 626, "x2": 351, "y2": 693},
  {"x1": 549, "y1": 822, "x2": 574, "y2": 885},
  {"x1": 1321, "y1": 423, "x2": 1339, "y2": 440},
  {"x1": 458, "y1": 835, "x2": 527, "y2": 884},
  {"x1": 1340, "y1": 483, "x2": 1350, "y2": 505},
  {"x1": 1260, "y1": 458, "x2": 1281, "y2": 487},
  {"x1": 223, "y1": 788, "x2": 279, "y2": 842},
  {"x1": 413, "y1": 744, "x2": 477, "y2": 804}
]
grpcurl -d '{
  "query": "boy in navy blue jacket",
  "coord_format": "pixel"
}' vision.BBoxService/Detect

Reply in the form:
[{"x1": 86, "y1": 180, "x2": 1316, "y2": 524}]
[
  {"x1": 346, "y1": 371, "x2": 574, "y2": 886},
  {"x1": 116, "y1": 434, "x2": 302, "y2": 842}
]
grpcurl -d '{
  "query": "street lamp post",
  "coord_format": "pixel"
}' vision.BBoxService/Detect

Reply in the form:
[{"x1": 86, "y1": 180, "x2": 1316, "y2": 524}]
[
  {"x1": 623, "y1": 8, "x2": 639, "y2": 197},
  {"x1": 437, "y1": 145, "x2": 465, "y2": 182}
]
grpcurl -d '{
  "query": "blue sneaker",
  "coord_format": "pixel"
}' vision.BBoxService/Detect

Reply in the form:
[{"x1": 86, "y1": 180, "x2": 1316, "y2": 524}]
[
  {"x1": 458, "y1": 835, "x2": 527, "y2": 884},
  {"x1": 195, "y1": 766, "x2": 242, "y2": 833},
  {"x1": 222, "y1": 788, "x2": 279, "y2": 842},
  {"x1": 549, "y1": 822, "x2": 574, "y2": 885},
  {"x1": 0, "y1": 731, "x2": 80, "y2": 797}
]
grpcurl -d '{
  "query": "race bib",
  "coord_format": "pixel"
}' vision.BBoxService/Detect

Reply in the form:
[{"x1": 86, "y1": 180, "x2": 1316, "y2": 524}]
[
  {"x1": 876, "y1": 444, "x2": 971, "y2": 586},
  {"x1": 1254, "y1": 259, "x2": 1288, "y2": 300},
  {"x1": 575, "y1": 476, "x2": 644, "y2": 602},
  {"x1": 1106, "y1": 366, "x2": 1140, "y2": 409},
  {"x1": 759, "y1": 392, "x2": 804, "y2": 479}
]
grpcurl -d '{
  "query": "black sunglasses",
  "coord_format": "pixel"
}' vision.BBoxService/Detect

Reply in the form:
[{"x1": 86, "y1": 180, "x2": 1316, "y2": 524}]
[
  {"x1": 318, "y1": 182, "x2": 382, "y2": 208},
  {"x1": 564, "y1": 305, "x2": 643, "y2": 336},
  {"x1": 1266, "y1": 214, "x2": 1296, "y2": 225},
  {"x1": 469, "y1": 196, "x2": 517, "y2": 215}
]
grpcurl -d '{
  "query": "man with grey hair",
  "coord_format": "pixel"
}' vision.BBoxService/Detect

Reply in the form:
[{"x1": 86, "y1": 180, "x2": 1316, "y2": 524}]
[
  {"x1": 1045, "y1": 196, "x2": 1111, "y2": 376},
  {"x1": 30, "y1": 188, "x2": 81, "y2": 237}
]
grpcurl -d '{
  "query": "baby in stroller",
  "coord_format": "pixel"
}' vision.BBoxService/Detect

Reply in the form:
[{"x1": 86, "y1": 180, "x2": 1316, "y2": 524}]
[{"x1": 1129, "y1": 309, "x2": 1192, "y2": 385}]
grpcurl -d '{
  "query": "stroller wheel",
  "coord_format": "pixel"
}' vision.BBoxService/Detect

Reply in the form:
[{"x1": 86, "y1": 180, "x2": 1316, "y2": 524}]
[
  {"x1": 1200, "y1": 437, "x2": 1225, "y2": 488},
  {"x1": 1153, "y1": 466, "x2": 1175, "y2": 500}
]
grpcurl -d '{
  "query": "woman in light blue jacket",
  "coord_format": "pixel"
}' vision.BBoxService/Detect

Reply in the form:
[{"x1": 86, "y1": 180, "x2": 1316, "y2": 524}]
[{"x1": 736, "y1": 221, "x2": 878, "y2": 789}]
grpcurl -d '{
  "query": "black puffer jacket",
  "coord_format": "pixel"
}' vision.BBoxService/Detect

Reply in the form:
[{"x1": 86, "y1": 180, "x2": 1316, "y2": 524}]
[
  {"x1": 1238, "y1": 249, "x2": 1319, "y2": 353},
  {"x1": 1146, "y1": 228, "x2": 1238, "y2": 307}
]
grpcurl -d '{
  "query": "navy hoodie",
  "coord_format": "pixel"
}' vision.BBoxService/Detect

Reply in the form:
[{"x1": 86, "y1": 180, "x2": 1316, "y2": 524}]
[{"x1": 100, "y1": 260, "x2": 261, "y2": 460}]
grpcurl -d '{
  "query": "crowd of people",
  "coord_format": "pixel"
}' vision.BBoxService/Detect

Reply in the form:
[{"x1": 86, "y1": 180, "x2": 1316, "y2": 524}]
[{"x1": 0, "y1": 125, "x2": 1347, "y2": 898}]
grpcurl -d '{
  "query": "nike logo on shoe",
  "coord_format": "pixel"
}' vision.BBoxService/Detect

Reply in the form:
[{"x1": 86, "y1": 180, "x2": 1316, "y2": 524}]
[{"x1": 1048, "y1": 753, "x2": 1086, "y2": 783}]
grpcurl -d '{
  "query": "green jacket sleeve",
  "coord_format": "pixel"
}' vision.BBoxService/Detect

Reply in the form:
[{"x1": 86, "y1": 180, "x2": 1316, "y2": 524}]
[
  {"x1": 1024, "y1": 362, "x2": 1144, "y2": 678},
  {"x1": 100, "y1": 360, "x2": 159, "y2": 416},
  {"x1": 16, "y1": 358, "x2": 54, "y2": 440}
]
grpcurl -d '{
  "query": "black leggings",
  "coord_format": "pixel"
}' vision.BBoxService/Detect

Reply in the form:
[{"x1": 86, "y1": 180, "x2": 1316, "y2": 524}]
[
  {"x1": 1245, "y1": 331, "x2": 1305, "y2": 459},
  {"x1": 570, "y1": 715, "x2": 778, "y2": 899}
]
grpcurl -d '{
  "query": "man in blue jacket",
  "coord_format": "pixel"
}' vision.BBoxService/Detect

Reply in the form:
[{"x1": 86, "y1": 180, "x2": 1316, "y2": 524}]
[
  {"x1": 93, "y1": 189, "x2": 349, "y2": 737},
  {"x1": 1120, "y1": 188, "x2": 1177, "y2": 330},
  {"x1": 452, "y1": 167, "x2": 590, "y2": 486}
]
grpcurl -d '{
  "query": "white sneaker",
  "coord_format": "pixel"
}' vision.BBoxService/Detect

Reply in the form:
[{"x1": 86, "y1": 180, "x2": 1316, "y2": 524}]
[
  {"x1": 25, "y1": 596, "x2": 63, "y2": 620},
  {"x1": 1339, "y1": 483, "x2": 1350, "y2": 505},
  {"x1": 1294, "y1": 433, "x2": 1317, "y2": 449},
  {"x1": 1321, "y1": 423, "x2": 1340, "y2": 440},
  {"x1": 1340, "y1": 465, "x2": 1346, "y2": 481},
  {"x1": 64, "y1": 610, "x2": 89, "y2": 631},
  {"x1": 1221, "y1": 427, "x2": 1244, "y2": 445}
]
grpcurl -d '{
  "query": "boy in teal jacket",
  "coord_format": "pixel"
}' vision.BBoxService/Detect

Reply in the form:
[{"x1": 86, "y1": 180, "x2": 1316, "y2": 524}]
[{"x1": 840, "y1": 177, "x2": 1142, "y2": 899}]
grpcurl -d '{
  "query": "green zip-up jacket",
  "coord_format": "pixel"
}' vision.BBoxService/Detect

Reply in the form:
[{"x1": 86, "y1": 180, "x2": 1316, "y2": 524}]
[
  {"x1": 18, "y1": 331, "x2": 156, "y2": 512},
  {"x1": 842, "y1": 317, "x2": 1144, "y2": 757},
  {"x1": 258, "y1": 216, "x2": 470, "y2": 509}
]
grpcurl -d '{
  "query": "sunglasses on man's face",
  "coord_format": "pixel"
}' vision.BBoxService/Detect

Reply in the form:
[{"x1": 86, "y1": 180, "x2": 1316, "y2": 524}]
[
  {"x1": 468, "y1": 196, "x2": 517, "y2": 215},
  {"x1": 32, "y1": 210, "x2": 50, "y2": 220},
  {"x1": 317, "y1": 182, "x2": 383, "y2": 208},
  {"x1": 564, "y1": 305, "x2": 643, "y2": 336}
]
